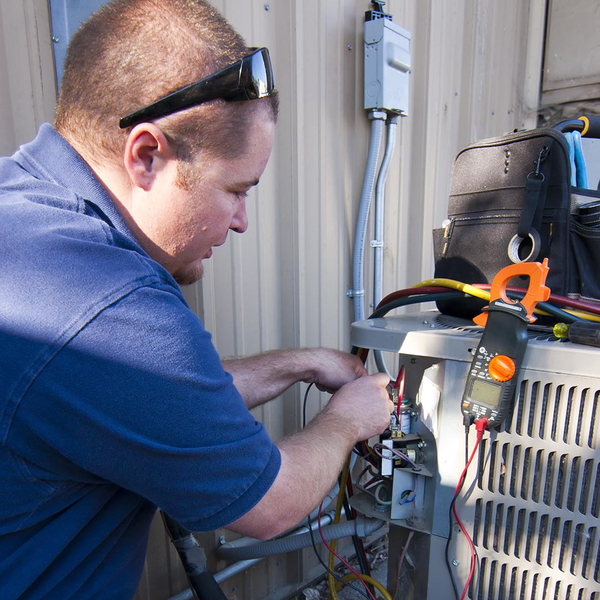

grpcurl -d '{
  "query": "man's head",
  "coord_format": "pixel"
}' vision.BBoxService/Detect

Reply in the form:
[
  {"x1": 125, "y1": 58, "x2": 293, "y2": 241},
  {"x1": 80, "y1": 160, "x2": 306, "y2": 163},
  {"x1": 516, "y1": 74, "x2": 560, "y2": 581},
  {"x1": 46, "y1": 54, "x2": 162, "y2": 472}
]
[{"x1": 54, "y1": 0, "x2": 278, "y2": 284}]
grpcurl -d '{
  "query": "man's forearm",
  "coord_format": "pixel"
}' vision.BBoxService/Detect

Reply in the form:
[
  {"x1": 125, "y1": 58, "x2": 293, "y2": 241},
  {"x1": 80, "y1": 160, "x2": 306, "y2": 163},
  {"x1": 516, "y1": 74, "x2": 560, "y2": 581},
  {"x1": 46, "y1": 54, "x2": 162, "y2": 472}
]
[
  {"x1": 226, "y1": 406, "x2": 358, "y2": 539},
  {"x1": 223, "y1": 348, "x2": 369, "y2": 409},
  {"x1": 222, "y1": 349, "x2": 316, "y2": 409},
  {"x1": 226, "y1": 372, "x2": 393, "y2": 540}
]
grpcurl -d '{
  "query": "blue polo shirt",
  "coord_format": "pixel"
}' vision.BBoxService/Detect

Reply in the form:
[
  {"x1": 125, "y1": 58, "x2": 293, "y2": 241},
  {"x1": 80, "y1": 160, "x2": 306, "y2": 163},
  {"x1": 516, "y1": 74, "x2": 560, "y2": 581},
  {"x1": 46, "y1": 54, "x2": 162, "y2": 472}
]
[{"x1": 0, "y1": 124, "x2": 281, "y2": 599}]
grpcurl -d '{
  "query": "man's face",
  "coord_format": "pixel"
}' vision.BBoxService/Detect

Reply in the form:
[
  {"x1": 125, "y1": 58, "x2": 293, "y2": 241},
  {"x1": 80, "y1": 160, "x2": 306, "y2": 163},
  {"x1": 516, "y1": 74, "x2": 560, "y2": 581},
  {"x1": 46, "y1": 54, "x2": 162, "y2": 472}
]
[{"x1": 134, "y1": 117, "x2": 275, "y2": 285}]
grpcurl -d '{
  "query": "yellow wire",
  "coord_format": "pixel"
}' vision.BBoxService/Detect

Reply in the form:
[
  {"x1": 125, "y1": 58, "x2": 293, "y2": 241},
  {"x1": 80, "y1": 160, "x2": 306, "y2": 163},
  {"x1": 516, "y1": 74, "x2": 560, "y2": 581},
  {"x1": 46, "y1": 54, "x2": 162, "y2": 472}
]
[
  {"x1": 326, "y1": 454, "x2": 352, "y2": 600},
  {"x1": 413, "y1": 278, "x2": 600, "y2": 322},
  {"x1": 334, "y1": 573, "x2": 394, "y2": 600},
  {"x1": 566, "y1": 309, "x2": 600, "y2": 322},
  {"x1": 412, "y1": 278, "x2": 490, "y2": 301}
]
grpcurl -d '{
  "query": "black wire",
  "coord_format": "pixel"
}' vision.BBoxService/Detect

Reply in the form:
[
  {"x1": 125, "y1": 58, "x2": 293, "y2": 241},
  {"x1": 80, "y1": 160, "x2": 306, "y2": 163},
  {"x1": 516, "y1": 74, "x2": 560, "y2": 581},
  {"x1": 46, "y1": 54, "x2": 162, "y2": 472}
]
[
  {"x1": 302, "y1": 382, "x2": 314, "y2": 429},
  {"x1": 368, "y1": 291, "x2": 465, "y2": 320},
  {"x1": 306, "y1": 513, "x2": 372, "y2": 600},
  {"x1": 362, "y1": 288, "x2": 582, "y2": 328},
  {"x1": 445, "y1": 427, "x2": 471, "y2": 600},
  {"x1": 465, "y1": 426, "x2": 469, "y2": 469},
  {"x1": 445, "y1": 431, "x2": 482, "y2": 600},
  {"x1": 303, "y1": 383, "x2": 372, "y2": 600},
  {"x1": 504, "y1": 290, "x2": 582, "y2": 323},
  {"x1": 342, "y1": 493, "x2": 376, "y2": 596},
  {"x1": 445, "y1": 480, "x2": 465, "y2": 600}
]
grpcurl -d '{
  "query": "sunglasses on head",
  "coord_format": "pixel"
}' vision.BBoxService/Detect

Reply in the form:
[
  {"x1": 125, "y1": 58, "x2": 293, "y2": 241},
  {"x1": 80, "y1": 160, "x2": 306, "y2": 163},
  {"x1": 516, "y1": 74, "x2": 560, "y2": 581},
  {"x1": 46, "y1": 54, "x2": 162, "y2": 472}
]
[{"x1": 119, "y1": 47, "x2": 274, "y2": 129}]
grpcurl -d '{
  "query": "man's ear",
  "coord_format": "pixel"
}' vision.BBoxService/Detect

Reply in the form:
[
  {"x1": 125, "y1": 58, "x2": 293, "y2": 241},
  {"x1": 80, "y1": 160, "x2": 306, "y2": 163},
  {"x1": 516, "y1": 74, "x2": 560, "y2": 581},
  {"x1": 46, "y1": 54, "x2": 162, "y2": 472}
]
[{"x1": 123, "y1": 123, "x2": 174, "y2": 191}]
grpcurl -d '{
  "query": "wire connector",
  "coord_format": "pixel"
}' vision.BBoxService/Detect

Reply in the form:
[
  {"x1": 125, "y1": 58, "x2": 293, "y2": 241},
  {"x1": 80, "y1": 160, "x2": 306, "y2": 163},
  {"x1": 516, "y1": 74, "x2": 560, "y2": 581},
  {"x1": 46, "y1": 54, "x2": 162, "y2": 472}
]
[{"x1": 475, "y1": 418, "x2": 489, "y2": 437}]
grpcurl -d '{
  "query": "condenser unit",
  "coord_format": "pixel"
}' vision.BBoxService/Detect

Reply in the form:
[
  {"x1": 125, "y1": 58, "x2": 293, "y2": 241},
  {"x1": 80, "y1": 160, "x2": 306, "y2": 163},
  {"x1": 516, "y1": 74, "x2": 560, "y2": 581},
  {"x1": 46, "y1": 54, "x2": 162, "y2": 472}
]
[{"x1": 351, "y1": 312, "x2": 600, "y2": 600}]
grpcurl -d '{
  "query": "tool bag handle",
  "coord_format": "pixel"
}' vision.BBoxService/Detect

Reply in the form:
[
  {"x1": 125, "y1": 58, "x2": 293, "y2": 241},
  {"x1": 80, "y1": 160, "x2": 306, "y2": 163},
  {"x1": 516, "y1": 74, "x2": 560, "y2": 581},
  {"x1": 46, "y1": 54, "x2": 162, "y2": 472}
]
[{"x1": 554, "y1": 116, "x2": 600, "y2": 138}]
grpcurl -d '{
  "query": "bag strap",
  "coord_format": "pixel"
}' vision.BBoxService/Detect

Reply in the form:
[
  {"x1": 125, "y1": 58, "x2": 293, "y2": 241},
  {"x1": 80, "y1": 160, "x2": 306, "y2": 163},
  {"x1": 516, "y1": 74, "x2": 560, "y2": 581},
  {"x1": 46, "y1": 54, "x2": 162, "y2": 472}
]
[{"x1": 517, "y1": 142, "x2": 553, "y2": 239}]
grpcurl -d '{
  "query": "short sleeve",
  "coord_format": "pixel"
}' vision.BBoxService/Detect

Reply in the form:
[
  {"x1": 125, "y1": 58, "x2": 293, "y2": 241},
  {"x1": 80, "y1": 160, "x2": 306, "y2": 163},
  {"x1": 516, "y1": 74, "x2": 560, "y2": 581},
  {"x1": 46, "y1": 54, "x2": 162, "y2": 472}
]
[{"x1": 7, "y1": 282, "x2": 281, "y2": 532}]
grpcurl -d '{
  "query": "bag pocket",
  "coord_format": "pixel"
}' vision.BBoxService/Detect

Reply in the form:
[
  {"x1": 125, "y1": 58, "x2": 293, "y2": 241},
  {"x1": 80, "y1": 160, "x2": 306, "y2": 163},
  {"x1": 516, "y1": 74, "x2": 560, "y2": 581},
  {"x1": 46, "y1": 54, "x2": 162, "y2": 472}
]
[
  {"x1": 433, "y1": 209, "x2": 569, "y2": 318},
  {"x1": 570, "y1": 218, "x2": 600, "y2": 305}
]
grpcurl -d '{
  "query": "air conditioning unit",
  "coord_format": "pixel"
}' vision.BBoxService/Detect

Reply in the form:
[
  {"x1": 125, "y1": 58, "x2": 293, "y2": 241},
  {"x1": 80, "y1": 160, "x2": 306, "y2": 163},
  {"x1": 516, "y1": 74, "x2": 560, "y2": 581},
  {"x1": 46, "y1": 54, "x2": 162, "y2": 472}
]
[{"x1": 351, "y1": 312, "x2": 600, "y2": 600}]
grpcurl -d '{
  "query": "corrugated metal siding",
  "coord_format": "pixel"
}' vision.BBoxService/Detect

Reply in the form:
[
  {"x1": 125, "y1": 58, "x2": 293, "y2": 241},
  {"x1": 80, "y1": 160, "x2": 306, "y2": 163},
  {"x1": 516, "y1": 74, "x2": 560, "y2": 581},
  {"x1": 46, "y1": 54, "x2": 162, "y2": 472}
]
[
  {"x1": 0, "y1": 0, "x2": 551, "y2": 598},
  {"x1": 0, "y1": 0, "x2": 56, "y2": 156}
]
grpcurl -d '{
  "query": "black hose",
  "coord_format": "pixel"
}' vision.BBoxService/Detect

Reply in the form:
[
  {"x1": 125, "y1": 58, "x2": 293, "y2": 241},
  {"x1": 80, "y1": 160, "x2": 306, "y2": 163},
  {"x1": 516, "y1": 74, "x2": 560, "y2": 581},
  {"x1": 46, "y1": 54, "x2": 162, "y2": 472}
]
[{"x1": 161, "y1": 512, "x2": 228, "y2": 600}]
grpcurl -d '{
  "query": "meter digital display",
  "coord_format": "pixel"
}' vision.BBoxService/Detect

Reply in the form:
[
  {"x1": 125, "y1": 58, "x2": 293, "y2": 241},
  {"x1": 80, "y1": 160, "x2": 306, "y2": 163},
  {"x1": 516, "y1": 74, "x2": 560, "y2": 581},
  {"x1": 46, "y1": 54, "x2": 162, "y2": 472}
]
[
  {"x1": 469, "y1": 378, "x2": 501, "y2": 408},
  {"x1": 461, "y1": 260, "x2": 549, "y2": 429}
]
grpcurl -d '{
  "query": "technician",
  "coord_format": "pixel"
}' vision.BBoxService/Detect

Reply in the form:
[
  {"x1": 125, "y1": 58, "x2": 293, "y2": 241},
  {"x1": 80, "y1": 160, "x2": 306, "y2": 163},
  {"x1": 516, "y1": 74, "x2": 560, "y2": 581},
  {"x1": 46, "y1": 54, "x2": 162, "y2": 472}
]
[{"x1": 0, "y1": 0, "x2": 393, "y2": 598}]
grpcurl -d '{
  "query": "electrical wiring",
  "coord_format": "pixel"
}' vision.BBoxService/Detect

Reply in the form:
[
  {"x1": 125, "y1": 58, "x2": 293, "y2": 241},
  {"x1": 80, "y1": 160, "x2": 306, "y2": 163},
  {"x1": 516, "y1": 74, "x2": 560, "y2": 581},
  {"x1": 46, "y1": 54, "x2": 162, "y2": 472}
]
[
  {"x1": 353, "y1": 481, "x2": 392, "y2": 506},
  {"x1": 398, "y1": 476, "x2": 417, "y2": 506},
  {"x1": 393, "y1": 530, "x2": 414, "y2": 600},
  {"x1": 369, "y1": 291, "x2": 465, "y2": 320},
  {"x1": 371, "y1": 443, "x2": 421, "y2": 471},
  {"x1": 305, "y1": 513, "x2": 372, "y2": 600},
  {"x1": 333, "y1": 573, "x2": 394, "y2": 600},
  {"x1": 303, "y1": 383, "x2": 374, "y2": 600},
  {"x1": 356, "y1": 464, "x2": 380, "y2": 486},
  {"x1": 318, "y1": 501, "x2": 378, "y2": 600},
  {"x1": 474, "y1": 283, "x2": 600, "y2": 317},
  {"x1": 394, "y1": 364, "x2": 405, "y2": 420},
  {"x1": 343, "y1": 479, "x2": 373, "y2": 582},
  {"x1": 414, "y1": 277, "x2": 600, "y2": 323},
  {"x1": 412, "y1": 278, "x2": 490, "y2": 301},
  {"x1": 309, "y1": 397, "x2": 389, "y2": 599},
  {"x1": 373, "y1": 483, "x2": 392, "y2": 505},
  {"x1": 327, "y1": 457, "x2": 354, "y2": 600},
  {"x1": 445, "y1": 418, "x2": 488, "y2": 600}
]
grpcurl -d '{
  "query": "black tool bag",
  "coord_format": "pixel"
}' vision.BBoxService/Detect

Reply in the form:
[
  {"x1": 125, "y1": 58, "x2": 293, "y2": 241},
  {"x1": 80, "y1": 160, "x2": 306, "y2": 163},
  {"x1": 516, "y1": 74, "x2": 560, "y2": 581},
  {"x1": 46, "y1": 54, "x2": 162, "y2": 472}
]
[{"x1": 433, "y1": 118, "x2": 600, "y2": 319}]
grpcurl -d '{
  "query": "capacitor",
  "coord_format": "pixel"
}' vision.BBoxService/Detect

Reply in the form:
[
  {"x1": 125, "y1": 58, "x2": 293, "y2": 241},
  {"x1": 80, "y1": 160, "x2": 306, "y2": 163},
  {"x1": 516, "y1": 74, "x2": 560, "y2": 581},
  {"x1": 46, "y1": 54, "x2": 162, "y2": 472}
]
[{"x1": 399, "y1": 398, "x2": 412, "y2": 434}]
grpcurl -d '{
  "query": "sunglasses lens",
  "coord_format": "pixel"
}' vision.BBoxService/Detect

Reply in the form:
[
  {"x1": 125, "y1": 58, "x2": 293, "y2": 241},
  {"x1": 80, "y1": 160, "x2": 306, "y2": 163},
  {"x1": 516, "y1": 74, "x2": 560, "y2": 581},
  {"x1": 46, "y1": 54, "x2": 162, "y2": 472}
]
[{"x1": 250, "y1": 49, "x2": 273, "y2": 98}]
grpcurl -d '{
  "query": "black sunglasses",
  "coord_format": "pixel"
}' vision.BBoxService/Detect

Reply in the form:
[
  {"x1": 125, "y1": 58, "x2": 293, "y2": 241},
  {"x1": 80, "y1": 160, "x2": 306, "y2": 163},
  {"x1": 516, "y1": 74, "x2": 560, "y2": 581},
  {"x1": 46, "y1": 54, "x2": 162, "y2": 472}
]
[{"x1": 119, "y1": 47, "x2": 274, "y2": 129}]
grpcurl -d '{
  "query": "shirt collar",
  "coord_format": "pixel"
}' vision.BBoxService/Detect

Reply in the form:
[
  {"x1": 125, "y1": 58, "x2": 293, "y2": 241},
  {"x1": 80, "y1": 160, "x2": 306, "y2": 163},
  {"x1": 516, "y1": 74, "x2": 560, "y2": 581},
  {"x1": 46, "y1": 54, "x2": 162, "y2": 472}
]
[{"x1": 15, "y1": 123, "x2": 140, "y2": 248}]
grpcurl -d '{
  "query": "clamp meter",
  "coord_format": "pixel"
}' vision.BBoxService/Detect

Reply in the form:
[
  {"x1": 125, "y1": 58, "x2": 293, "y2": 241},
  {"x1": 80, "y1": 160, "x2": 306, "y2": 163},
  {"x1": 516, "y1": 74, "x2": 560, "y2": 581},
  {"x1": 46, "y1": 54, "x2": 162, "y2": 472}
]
[{"x1": 461, "y1": 260, "x2": 550, "y2": 429}]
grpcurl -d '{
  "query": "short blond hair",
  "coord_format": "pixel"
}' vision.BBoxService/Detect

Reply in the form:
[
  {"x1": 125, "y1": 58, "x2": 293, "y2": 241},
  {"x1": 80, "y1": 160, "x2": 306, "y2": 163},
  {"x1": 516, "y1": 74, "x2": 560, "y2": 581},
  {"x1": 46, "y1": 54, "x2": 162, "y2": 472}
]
[{"x1": 54, "y1": 0, "x2": 278, "y2": 167}]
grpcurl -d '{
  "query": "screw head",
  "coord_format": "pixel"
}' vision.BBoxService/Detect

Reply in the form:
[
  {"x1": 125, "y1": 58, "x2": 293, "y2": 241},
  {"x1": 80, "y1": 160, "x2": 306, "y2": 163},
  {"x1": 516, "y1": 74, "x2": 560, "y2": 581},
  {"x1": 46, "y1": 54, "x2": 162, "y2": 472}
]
[
  {"x1": 452, "y1": 559, "x2": 460, "y2": 566},
  {"x1": 51, "y1": 36, "x2": 59, "y2": 43},
  {"x1": 264, "y1": 3, "x2": 270, "y2": 9}
]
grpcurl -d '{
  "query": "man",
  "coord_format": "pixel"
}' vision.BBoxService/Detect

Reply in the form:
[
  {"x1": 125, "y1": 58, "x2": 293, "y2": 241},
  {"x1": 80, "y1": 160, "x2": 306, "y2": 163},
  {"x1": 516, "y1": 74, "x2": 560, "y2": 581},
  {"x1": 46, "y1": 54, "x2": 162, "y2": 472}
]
[{"x1": 0, "y1": 0, "x2": 393, "y2": 597}]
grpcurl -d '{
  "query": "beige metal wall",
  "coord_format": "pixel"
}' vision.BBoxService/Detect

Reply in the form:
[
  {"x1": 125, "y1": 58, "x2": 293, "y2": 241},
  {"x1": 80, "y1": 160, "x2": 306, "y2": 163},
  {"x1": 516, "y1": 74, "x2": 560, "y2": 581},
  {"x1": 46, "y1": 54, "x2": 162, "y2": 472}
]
[{"x1": 1, "y1": 0, "x2": 548, "y2": 598}]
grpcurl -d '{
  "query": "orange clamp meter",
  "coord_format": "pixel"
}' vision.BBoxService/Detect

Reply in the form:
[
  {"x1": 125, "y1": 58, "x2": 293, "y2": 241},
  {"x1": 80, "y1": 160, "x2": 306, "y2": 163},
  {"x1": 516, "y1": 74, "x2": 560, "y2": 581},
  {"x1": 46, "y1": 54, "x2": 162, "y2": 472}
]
[{"x1": 461, "y1": 260, "x2": 550, "y2": 429}]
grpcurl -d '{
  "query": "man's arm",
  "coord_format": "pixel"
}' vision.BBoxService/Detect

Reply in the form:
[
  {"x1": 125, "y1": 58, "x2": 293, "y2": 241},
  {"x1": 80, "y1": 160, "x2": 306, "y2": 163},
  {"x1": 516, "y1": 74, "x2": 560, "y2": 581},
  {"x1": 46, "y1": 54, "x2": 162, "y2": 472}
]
[
  {"x1": 226, "y1": 372, "x2": 393, "y2": 540},
  {"x1": 222, "y1": 348, "x2": 367, "y2": 409}
]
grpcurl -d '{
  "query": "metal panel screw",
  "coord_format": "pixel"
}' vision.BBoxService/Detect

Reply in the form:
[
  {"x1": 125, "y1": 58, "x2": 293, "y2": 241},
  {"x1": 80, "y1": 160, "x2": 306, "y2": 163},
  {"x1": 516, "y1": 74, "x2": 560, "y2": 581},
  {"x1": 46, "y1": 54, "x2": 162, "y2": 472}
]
[
  {"x1": 348, "y1": 44, "x2": 353, "y2": 50},
  {"x1": 264, "y1": 3, "x2": 270, "y2": 9},
  {"x1": 452, "y1": 559, "x2": 459, "y2": 566},
  {"x1": 51, "y1": 36, "x2": 59, "y2": 43}
]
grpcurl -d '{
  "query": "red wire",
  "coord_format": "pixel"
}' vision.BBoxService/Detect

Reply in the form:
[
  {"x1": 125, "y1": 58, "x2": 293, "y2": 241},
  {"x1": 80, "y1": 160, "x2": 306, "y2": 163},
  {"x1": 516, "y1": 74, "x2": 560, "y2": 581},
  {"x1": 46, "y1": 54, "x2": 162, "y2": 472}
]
[
  {"x1": 474, "y1": 284, "x2": 600, "y2": 316},
  {"x1": 452, "y1": 418, "x2": 487, "y2": 600},
  {"x1": 394, "y1": 365, "x2": 405, "y2": 417},
  {"x1": 377, "y1": 286, "x2": 454, "y2": 309},
  {"x1": 317, "y1": 501, "x2": 378, "y2": 600}
]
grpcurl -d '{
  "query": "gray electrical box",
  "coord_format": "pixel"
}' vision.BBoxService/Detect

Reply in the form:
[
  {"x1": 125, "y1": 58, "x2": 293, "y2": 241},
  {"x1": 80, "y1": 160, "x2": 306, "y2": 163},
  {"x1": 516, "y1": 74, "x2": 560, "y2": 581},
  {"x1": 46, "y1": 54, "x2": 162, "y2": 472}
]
[{"x1": 364, "y1": 16, "x2": 411, "y2": 115}]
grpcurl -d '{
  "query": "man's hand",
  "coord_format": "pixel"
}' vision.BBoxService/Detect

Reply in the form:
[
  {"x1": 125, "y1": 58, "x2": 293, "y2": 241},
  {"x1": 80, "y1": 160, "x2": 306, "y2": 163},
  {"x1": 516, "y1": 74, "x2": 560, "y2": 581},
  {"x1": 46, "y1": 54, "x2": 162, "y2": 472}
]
[
  {"x1": 227, "y1": 370, "x2": 393, "y2": 539},
  {"x1": 223, "y1": 347, "x2": 368, "y2": 409},
  {"x1": 323, "y1": 372, "x2": 392, "y2": 442},
  {"x1": 305, "y1": 348, "x2": 368, "y2": 393}
]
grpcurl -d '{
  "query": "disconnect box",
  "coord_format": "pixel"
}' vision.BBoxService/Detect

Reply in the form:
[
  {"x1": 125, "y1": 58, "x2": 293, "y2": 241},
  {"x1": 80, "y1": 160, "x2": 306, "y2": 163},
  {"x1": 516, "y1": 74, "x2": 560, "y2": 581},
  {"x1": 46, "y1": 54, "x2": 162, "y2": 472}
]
[{"x1": 364, "y1": 16, "x2": 411, "y2": 114}]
